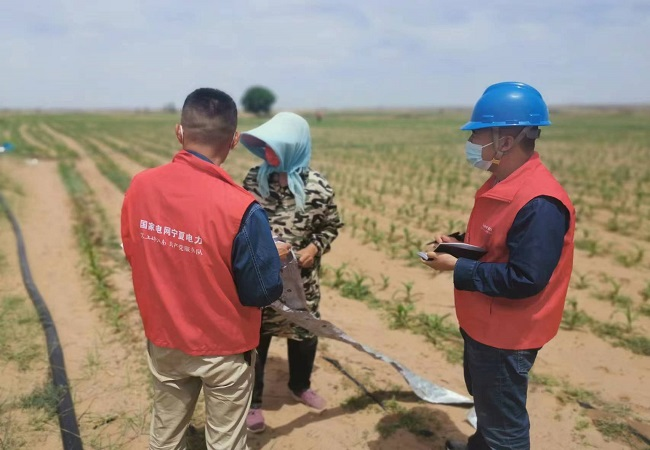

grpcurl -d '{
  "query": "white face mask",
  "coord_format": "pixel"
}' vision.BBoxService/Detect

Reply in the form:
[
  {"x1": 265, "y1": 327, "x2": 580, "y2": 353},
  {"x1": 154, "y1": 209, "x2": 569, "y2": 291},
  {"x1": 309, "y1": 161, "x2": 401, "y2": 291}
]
[{"x1": 465, "y1": 141, "x2": 494, "y2": 171}]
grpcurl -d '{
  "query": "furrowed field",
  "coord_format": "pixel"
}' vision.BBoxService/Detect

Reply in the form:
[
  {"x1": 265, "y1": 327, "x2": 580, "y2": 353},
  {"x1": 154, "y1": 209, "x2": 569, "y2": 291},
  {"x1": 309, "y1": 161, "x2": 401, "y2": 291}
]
[{"x1": 1, "y1": 110, "x2": 649, "y2": 449}]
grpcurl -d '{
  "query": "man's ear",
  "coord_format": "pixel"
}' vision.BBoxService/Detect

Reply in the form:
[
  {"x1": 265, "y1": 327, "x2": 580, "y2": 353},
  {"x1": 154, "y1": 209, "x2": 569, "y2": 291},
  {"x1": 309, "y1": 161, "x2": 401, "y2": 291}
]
[
  {"x1": 500, "y1": 135, "x2": 515, "y2": 153},
  {"x1": 175, "y1": 124, "x2": 184, "y2": 146},
  {"x1": 231, "y1": 131, "x2": 240, "y2": 150}
]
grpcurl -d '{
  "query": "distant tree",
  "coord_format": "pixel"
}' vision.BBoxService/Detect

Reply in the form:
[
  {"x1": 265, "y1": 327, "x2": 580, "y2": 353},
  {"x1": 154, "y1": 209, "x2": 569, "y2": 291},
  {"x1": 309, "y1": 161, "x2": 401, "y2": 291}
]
[
  {"x1": 162, "y1": 102, "x2": 177, "y2": 114},
  {"x1": 241, "y1": 86, "x2": 276, "y2": 116}
]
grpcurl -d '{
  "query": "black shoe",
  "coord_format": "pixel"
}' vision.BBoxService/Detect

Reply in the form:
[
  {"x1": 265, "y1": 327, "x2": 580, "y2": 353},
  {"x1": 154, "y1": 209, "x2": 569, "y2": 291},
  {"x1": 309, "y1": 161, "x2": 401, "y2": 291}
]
[{"x1": 445, "y1": 440, "x2": 468, "y2": 450}]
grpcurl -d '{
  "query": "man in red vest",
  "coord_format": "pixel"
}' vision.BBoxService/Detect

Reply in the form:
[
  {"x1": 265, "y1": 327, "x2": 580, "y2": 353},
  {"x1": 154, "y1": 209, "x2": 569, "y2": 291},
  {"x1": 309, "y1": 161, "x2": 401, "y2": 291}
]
[
  {"x1": 121, "y1": 88, "x2": 284, "y2": 450},
  {"x1": 422, "y1": 82, "x2": 575, "y2": 450}
]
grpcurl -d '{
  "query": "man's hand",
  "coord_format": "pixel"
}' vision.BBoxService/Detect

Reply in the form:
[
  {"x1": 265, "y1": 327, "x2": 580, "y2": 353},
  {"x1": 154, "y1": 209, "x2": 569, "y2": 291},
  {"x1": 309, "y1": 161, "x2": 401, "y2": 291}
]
[
  {"x1": 296, "y1": 243, "x2": 319, "y2": 268},
  {"x1": 421, "y1": 251, "x2": 458, "y2": 271},
  {"x1": 428, "y1": 233, "x2": 461, "y2": 249}
]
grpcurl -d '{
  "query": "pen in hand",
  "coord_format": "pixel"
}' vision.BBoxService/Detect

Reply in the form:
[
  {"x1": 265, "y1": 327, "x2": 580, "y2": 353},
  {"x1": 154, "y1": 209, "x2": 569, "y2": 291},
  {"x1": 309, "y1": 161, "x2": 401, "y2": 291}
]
[{"x1": 425, "y1": 231, "x2": 464, "y2": 246}]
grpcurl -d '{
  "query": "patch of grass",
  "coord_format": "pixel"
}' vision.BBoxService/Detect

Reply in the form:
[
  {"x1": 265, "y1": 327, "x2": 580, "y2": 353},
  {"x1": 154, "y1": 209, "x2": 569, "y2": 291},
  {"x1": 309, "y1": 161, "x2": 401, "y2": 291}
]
[
  {"x1": 84, "y1": 408, "x2": 149, "y2": 449},
  {"x1": 376, "y1": 401, "x2": 438, "y2": 439},
  {"x1": 0, "y1": 171, "x2": 24, "y2": 196},
  {"x1": 614, "y1": 303, "x2": 638, "y2": 332},
  {"x1": 322, "y1": 263, "x2": 348, "y2": 289},
  {"x1": 379, "y1": 274, "x2": 390, "y2": 291},
  {"x1": 52, "y1": 131, "x2": 134, "y2": 193},
  {"x1": 592, "y1": 418, "x2": 635, "y2": 446},
  {"x1": 529, "y1": 372, "x2": 561, "y2": 389},
  {"x1": 561, "y1": 298, "x2": 591, "y2": 331},
  {"x1": 391, "y1": 281, "x2": 421, "y2": 304},
  {"x1": 414, "y1": 313, "x2": 455, "y2": 344},
  {"x1": 97, "y1": 137, "x2": 160, "y2": 169},
  {"x1": 323, "y1": 264, "x2": 464, "y2": 363},
  {"x1": 556, "y1": 386, "x2": 597, "y2": 406},
  {"x1": 615, "y1": 246, "x2": 644, "y2": 268},
  {"x1": 88, "y1": 434, "x2": 124, "y2": 450},
  {"x1": 570, "y1": 271, "x2": 592, "y2": 290},
  {"x1": 575, "y1": 418, "x2": 590, "y2": 431},
  {"x1": 0, "y1": 414, "x2": 26, "y2": 450},
  {"x1": 342, "y1": 393, "x2": 377, "y2": 412},
  {"x1": 58, "y1": 161, "x2": 128, "y2": 333},
  {"x1": 340, "y1": 272, "x2": 373, "y2": 301},
  {"x1": 0, "y1": 290, "x2": 48, "y2": 445},
  {"x1": 591, "y1": 321, "x2": 626, "y2": 339},
  {"x1": 596, "y1": 275, "x2": 632, "y2": 307},
  {"x1": 414, "y1": 313, "x2": 462, "y2": 363},
  {"x1": 122, "y1": 410, "x2": 148, "y2": 436},
  {"x1": 638, "y1": 303, "x2": 650, "y2": 317},
  {"x1": 528, "y1": 373, "x2": 647, "y2": 447},
  {"x1": 441, "y1": 345, "x2": 464, "y2": 365},
  {"x1": 84, "y1": 346, "x2": 102, "y2": 377},
  {"x1": 617, "y1": 335, "x2": 650, "y2": 356},
  {"x1": 0, "y1": 295, "x2": 44, "y2": 371},
  {"x1": 0, "y1": 407, "x2": 26, "y2": 450},
  {"x1": 19, "y1": 383, "x2": 67, "y2": 420},
  {"x1": 640, "y1": 280, "x2": 650, "y2": 302},
  {"x1": 589, "y1": 321, "x2": 650, "y2": 356},
  {"x1": 574, "y1": 230, "x2": 605, "y2": 257},
  {"x1": 389, "y1": 302, "x2": 415, "y2": 329},
  {"x1": 606, "y1": 213, "x2": 622, "y2": 233}
]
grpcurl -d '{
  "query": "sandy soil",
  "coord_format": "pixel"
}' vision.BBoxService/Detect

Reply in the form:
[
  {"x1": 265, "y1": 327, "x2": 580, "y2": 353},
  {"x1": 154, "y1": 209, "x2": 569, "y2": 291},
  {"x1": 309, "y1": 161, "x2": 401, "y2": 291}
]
[{"x1": 0, "y1": 124, "x2": 648, "y2": 449}]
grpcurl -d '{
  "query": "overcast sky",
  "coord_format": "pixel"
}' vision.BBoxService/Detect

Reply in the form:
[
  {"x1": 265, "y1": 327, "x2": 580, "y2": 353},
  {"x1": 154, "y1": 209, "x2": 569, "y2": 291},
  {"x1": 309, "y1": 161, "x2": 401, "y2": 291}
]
[{"x1": 2, "y1": 1, "x2": 649, "y2": 110}]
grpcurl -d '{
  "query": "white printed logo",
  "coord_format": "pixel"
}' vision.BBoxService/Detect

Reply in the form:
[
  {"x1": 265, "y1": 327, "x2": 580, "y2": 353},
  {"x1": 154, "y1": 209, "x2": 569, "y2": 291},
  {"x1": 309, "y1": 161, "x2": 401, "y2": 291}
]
[
  {"x1": 138, "y1": 219, "x2": 204, "y2": 256},
  {"x1": 139, "y1": 220, "x2": 203, "y2": 245}
]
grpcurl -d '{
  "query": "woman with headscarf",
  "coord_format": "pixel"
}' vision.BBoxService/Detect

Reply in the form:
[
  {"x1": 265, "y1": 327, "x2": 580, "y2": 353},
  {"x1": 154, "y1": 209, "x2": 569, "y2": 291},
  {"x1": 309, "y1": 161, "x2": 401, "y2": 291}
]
[{"x1": 240, "y1": 112, "x2": 343, "y2": 433}]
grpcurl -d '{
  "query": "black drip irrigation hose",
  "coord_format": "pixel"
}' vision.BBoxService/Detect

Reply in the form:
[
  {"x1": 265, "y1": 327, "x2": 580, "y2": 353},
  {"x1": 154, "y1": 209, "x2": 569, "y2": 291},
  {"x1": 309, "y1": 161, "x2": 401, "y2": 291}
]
[
  {"x1": 323, "y1": 356, "x2": 386, "y2": 411},
  {"x1": 0, "y1": 192, "x2": 84, "y2": 450},
  {"x1": 324, "y1": 357, "x2": 438, "y2": 439}
]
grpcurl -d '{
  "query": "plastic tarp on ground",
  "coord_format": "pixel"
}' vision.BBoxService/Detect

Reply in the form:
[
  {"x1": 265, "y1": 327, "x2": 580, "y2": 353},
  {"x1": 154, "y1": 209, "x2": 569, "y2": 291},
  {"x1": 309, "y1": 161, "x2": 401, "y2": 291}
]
[{"x1": 272, "y1": 250, "x2": 474, "y2": 407}]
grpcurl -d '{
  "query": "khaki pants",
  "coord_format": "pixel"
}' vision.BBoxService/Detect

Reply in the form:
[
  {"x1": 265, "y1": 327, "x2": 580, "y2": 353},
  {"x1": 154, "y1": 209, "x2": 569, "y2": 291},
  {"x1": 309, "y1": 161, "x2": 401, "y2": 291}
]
[{"x1": 146, "y1": 341, "x2": 255, "y2": 450}]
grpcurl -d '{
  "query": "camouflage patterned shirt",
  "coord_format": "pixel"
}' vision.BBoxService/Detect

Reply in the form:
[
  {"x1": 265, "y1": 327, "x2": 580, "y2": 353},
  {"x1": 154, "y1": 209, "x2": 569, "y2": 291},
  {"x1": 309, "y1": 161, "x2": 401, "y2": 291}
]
[{"x1": 243, "y1": 166, "x2": 343, "y2": 340}]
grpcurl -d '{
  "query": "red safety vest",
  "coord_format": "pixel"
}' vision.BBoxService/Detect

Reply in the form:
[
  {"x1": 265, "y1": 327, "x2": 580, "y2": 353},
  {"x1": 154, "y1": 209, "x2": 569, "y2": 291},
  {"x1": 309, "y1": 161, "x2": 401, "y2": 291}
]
[
  {"x1": 121, "y1": 150, "x2": 261, "y2": 356},
  {"x1": 455, "y1": 153, "x2": 575, "y2": 350}
]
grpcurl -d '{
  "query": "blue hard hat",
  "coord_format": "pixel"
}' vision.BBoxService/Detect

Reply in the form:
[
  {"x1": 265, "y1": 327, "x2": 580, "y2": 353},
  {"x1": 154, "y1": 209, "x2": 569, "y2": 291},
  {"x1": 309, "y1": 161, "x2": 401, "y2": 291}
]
[{"x1": 461, "y1": 82, "x2": 551, "y2": 130}]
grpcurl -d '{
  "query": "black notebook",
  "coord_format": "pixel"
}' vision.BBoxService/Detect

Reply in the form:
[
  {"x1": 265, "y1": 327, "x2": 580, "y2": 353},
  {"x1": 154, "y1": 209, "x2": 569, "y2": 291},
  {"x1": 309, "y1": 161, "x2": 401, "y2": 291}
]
[{"x1": 419, "y1": 242, "x2": 487, "y2": 261}]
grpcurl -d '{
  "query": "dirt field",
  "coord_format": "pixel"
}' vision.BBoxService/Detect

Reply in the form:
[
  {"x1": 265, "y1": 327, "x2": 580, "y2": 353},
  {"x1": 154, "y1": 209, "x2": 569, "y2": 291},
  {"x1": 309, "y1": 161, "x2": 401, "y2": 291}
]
[{"x1": 1, "y1": 111, "x2": 649, "y2": 449}]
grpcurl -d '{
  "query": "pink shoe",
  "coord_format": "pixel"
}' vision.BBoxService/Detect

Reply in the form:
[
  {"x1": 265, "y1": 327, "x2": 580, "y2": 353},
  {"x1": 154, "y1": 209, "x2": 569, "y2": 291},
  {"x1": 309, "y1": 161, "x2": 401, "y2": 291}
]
[
  {"x1": 291, "y1": 389, "x2": 327, "y2": 412},
  {"x1": 246, "y1": 408, "x2": 265, "y2": 433}
]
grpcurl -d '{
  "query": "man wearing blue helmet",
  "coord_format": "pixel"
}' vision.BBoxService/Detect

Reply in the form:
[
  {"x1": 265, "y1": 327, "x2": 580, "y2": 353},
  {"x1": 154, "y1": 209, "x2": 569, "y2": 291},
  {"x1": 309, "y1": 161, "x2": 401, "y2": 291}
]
[{"x1": 422, "y1": 82, "x2": 576, "y2": 450}]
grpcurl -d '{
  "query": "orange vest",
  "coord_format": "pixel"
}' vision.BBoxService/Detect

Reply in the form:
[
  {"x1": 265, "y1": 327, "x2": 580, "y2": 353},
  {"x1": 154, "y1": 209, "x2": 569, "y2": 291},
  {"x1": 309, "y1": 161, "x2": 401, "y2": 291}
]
[
  {"x1": 455, "y1": 153, "x2": 575, "y2": 350},
  {"x1": 121, "y1": 150, "x2": 260, "y2": 356}
]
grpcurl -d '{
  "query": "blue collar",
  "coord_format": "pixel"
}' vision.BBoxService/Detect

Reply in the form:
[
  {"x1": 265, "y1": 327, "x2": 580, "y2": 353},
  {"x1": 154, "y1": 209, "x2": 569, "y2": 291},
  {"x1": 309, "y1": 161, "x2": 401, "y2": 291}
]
[{"x1": 186, "y1": 149, "x2": 213, "y2": 165}]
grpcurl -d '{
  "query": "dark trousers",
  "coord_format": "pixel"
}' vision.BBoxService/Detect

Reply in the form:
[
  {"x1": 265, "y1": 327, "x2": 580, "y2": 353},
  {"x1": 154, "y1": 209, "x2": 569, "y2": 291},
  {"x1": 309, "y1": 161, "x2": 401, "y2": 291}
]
[
  {"x1": 251, "y1": 334, "x2": 318, "y2": 408},
  {"x1": 461, "y1": 329, "x2": 539, "y2": 450}
]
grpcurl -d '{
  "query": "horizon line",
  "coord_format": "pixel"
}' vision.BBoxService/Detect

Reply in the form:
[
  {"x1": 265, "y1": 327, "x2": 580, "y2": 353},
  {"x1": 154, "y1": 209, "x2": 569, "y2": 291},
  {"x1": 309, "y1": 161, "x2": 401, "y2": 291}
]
[{"x1": 2, "y1": 103, "x2": 650, "y2": 115}]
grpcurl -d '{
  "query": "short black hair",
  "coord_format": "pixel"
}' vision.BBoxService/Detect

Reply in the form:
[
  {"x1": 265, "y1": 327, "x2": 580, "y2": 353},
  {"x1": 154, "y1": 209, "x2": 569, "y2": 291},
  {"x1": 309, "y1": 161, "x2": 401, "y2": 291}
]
[{"x1": 180, "y1": 88, "x2": 237, "y2": 148}]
